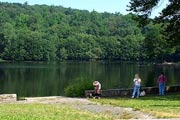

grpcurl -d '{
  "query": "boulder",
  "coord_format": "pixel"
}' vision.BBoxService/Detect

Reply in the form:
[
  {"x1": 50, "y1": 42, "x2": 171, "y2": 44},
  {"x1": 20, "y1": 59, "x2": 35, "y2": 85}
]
[{"x1": 0, "y1": 94, "x2": 17, "y2": 102}]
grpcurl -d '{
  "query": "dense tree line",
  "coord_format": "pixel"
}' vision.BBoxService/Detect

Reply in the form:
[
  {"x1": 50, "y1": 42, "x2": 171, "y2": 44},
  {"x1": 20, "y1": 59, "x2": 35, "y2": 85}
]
[
  {"x1": 128, "y1": 0, "x2": 180, "y2": 62},
  {"x1": 0, "y1": 2, "x2": 178, "y2": 61}
]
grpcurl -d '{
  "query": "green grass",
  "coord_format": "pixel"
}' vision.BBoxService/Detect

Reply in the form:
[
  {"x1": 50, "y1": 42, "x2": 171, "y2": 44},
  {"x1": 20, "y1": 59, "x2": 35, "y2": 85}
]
[
  {"x1": 0, "y1": 103, "x2": 113, "y2": 120},
  {"x1": 1, "y1": 94, "x2": 179, "y2": 119},
  {"x1": 91, "y1": 94, "x2": 180, "y2": 118}
]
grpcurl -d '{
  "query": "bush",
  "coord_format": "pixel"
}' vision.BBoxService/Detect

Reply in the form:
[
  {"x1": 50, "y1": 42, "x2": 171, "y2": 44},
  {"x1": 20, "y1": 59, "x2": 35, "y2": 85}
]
[{"x1": 64, "y1": 80, "x2": 93, "y2": 97}]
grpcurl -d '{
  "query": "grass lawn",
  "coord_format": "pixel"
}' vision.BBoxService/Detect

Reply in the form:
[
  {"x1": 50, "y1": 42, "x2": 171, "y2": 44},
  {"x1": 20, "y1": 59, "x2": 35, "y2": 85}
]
[
  {"x1": 0, "y1": 94, "x2": 179, "y2": 119},
  {"x1": 0, "y1": 103, "x2": 113, "y2": 120},
  {"x1": 91, "y1": 94, "x2": 180, "y2": 118}
]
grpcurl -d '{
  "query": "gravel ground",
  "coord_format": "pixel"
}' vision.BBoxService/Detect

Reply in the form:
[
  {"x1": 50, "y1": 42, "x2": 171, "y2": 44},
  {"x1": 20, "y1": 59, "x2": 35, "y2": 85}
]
[{"x1": 20, "y1": 96, "x2": 155, "y2": 119}]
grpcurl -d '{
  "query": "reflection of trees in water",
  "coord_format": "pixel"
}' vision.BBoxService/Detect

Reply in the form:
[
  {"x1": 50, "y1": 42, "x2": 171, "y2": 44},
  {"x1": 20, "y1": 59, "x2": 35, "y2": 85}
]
[
  {"x1": 104, "y1": 62, "x2": 136, "y2": 89},
  {"x1": 0, "y1": 69, "x2": 6, "y2": 94},
  {"x1": 145, "y1": 71, "x2": 156, "y2": 87},
  {"x1": 164, "y1": 66, "x2": 180, "y2": 85},
  {"x1": 1, "y1": 62, "x2": 180, "y2": 97}
]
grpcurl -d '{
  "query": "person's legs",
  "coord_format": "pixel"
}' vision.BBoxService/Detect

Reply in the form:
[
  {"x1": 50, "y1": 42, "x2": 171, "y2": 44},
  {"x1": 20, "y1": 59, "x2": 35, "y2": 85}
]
[
  {"x1": 159, "y1": 83, "x2": 162, "y2": 95},
  {"x1": 132, "y1": 85, "x2": 137, "y2": 98},
  {"x1": 96, "y1": 89, "x2": 101, "y2": 98},
  {"x1": 136, "y1": 85, "x2": 140, "y2": 98},
  {"x1": 159, "y1": 83, "x2": 165, "y2": 95},
  {"x1": 161, "y1": 83, "x2": 165, "y2": 95}
]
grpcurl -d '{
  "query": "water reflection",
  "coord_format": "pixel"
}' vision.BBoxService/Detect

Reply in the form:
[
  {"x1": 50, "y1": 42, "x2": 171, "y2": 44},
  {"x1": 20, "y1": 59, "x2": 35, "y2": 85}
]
[{"x1": 0, "y1": 61, "x2": 179, "y2": 97}]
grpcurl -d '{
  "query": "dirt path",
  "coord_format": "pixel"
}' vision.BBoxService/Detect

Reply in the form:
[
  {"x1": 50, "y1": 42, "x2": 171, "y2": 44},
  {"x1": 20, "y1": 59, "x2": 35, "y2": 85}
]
[{"x1": 19, "y1": 96, "x2": 155, "y2": 119}]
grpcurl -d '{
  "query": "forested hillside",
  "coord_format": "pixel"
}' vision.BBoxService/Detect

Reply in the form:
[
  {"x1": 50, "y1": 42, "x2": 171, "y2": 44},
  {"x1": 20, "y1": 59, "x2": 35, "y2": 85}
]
[{"x1": 0, "y1": 2, "x2": 178, "y2": 61}]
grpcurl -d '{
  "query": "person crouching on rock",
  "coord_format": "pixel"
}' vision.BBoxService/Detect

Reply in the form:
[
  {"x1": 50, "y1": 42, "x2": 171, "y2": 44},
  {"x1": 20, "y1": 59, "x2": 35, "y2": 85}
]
[{"x1": 92, "y1": 81, "x2": 101, "y2": 99}]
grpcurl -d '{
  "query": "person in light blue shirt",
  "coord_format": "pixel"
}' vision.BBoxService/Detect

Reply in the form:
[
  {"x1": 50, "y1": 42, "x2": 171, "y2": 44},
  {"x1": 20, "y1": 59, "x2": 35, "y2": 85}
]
[{"x1": 132, "y1": 74, "x2": 141, "y2": 98}]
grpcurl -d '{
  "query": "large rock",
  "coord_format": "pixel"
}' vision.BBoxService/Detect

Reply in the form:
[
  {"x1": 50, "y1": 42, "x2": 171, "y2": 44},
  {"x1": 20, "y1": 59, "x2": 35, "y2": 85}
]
[{"x1": 0, "y1": 94, "x2": 17, "y2": 102}]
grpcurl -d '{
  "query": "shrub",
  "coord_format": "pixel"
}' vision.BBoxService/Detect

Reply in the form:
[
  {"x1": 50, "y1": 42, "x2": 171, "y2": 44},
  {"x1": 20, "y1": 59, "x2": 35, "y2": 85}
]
[{"x1": 64, "y1": 80, "x2": 93, "y2": 97}]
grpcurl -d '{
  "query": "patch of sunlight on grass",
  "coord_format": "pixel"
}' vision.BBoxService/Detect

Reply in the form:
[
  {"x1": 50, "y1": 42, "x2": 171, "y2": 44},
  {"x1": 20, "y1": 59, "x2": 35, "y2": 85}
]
[{"x1": 0, "y1": 103, "x2": 113, "y2": 120}]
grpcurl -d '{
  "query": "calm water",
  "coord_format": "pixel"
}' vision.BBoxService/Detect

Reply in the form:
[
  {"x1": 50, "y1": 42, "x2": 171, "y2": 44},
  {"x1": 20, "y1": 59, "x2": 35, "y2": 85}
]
[{"x1": 0, "y1": 61, "x2": 180, "y2": 97}]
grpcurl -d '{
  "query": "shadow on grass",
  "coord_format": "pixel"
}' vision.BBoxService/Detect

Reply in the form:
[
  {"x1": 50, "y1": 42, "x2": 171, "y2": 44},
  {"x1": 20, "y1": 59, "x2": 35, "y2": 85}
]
[
  {"x1": 139, "y1": 94, "x2": 180, "y2": 101},
  {"x1": 150, "y1": 104, "x2": 180, "y2": 107},
  {"x1": 106, "y1": 94, "x2": 180, "y2": 101}
]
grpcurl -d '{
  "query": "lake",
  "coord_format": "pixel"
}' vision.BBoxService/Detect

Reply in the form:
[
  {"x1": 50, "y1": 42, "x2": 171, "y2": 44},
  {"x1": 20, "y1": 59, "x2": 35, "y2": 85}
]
[{"x1": 0, "y1": 61, "x2": 179, "y2": 97}]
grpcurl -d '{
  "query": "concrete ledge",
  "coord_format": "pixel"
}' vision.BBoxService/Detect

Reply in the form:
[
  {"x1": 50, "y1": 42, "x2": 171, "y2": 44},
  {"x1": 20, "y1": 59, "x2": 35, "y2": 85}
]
[
  {"x1": 85, "y1": 85, "x2": 180, "y2": 98},
  {"x1": 0, "y1": 94, "x2": 17, "y2": 102}
]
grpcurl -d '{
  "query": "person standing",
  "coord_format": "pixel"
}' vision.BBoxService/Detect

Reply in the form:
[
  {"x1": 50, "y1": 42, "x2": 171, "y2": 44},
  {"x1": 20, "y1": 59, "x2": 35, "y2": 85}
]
[
  {"x1": 157, "y1": 72, "x2": 167, "y2": 96},
  {"x1": 132, "y1": 74, "x2": 141, "y2": 98}
]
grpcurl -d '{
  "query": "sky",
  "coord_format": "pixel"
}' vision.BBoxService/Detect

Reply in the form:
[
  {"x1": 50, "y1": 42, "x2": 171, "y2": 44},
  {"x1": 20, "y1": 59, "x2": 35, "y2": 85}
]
[{"x1": 0, "y1": 0, "x2": 169, "y2": 18}]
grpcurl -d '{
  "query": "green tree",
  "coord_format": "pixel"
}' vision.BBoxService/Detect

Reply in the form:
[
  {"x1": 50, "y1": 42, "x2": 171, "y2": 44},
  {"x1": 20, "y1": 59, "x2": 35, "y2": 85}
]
[
  {"x1": 128, "y1": 0, "x2": 180, "y2": 45},
  {"x1": 1, "y1": 22, "x2": 17, "y2": 60},
  {"x1": 143, "y1": 23, "x2": 169, "y2": 60},
  {"x1": 0, "y1": 2, "x2": 177, "y2": 61}
]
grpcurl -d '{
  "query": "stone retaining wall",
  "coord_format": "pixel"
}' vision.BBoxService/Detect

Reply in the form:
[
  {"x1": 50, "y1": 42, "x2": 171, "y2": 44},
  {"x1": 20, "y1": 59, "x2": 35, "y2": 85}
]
[{"x1": 85, "y1": 85, "x2": 180, "y2": 98}]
